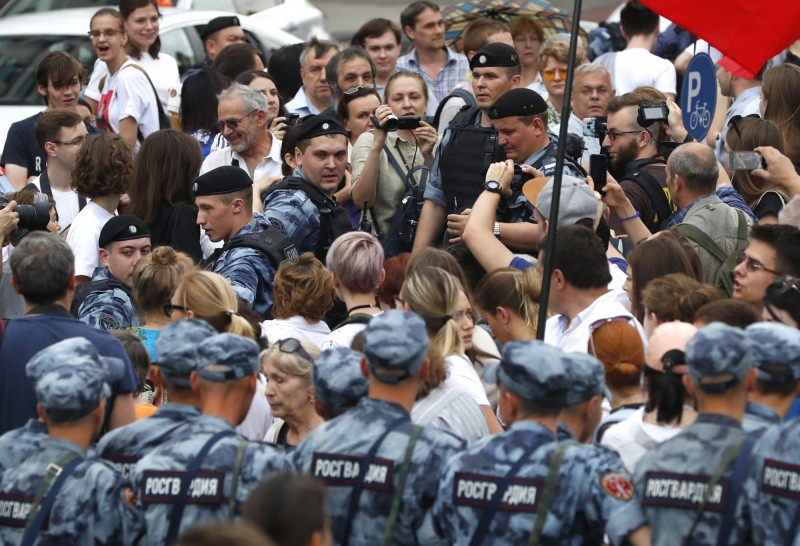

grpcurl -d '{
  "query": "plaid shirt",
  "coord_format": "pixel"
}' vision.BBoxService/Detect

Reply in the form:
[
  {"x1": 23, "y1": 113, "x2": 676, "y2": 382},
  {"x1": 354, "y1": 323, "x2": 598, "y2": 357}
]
[{"x1": 396, "y1": 47, "x2": 470, "y2": 103}]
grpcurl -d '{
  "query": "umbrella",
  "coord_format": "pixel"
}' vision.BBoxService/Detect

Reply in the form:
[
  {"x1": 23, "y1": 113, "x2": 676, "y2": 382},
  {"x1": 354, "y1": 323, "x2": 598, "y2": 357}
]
[{"x1": 441, "y1": 0, "x2": 583, "y2": 52}]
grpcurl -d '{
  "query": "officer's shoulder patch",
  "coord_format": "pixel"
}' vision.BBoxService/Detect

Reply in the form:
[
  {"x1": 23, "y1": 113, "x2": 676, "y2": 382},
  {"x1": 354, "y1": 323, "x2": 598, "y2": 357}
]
[
  {"x1": 99, "y1": 312, "x2": 122, "y2": 331},
  {"x1": 267, "y1": 217, "x2": 286, "y2": 233},
  {"x1": 601, "y1": 472, "x2": 634, "y2": 500}
]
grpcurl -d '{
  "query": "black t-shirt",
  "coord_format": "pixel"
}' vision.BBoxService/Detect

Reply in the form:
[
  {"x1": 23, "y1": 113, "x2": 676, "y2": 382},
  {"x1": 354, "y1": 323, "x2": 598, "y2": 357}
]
[
  {"x1": 753, "y1": 191, "x2": 785, "y2": 220},
  {"x1": 148, "y1": 203, "x2": 203, "y2": 263}
]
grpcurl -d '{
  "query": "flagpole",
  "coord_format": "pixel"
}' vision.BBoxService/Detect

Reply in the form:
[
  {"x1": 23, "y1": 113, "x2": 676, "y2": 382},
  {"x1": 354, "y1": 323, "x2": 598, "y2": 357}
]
[{"x1": 535, "y1": 0, "x2": 584, "y2": 340}]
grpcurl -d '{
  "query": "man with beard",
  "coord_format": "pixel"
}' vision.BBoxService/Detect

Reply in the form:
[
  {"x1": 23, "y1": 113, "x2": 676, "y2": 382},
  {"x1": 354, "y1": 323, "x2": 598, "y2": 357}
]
[
  {"x1": 602, "y1": 91, "x2": 673, "y2": 233},
  {"x1": 200, "y1": 83, "x2": 283, "y2": 181}
]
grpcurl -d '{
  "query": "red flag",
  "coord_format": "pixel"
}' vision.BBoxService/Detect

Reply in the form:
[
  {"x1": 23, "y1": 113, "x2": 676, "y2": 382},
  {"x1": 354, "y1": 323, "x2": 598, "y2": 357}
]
[{"x1": 640, "y1": 0, "x2": 800, "y2": 75}]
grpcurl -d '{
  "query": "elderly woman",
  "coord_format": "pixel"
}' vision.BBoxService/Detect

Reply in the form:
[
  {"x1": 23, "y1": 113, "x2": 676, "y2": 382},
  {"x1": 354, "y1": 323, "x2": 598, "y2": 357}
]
[{"x1": 262, "y1": 338, "x2": 324, "y2": 448}]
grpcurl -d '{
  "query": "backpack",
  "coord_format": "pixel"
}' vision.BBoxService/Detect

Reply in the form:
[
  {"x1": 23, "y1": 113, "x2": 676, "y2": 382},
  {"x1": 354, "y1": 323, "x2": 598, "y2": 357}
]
[
  {"x1": 430, "y1": 87, "x2": 477, "y2": 131},
  {"x1": 202, "y1": 226, "x2": 299, "y2": 272},
  {"x1": 622, "y1": 163, "x2": 674, "y2": 230},
  {"x1": 380, "y1": 141, "x2": 428, "y2": 258},
  {"x1": 264, "y1": 176, "x2": 354, "y2": 262},
  {"x1": 675, "y1": 209, "x2": 749, "y2": 298}
]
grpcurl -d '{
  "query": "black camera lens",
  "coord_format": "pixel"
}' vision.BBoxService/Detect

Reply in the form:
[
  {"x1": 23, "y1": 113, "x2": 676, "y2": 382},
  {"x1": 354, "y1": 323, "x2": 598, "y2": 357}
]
[{"x1": 15, "y1": 202, "x2": 51, "y2": 232}]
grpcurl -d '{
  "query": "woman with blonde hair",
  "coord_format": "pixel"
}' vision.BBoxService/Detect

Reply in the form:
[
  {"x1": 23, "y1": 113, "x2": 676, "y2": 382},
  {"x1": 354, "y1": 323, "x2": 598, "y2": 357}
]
[
  {"x1": 261, "y1": 339, "x2": 324, "y2": 447},
  {"x1": 400, "y1": 266, "x2": 502, "y2": 441},
  {"x1": 473, "y1": 267, "x2": 541, "y2": 344}
]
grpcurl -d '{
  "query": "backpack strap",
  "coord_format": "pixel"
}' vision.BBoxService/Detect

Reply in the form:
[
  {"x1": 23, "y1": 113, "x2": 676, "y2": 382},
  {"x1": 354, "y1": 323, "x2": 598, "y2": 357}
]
[
  {"x1": 624, "y1": 168, "x2": 672, "y2": 225},
  {"x1": 715, "y1": 434, "x2": 758, "y2": 546},
  {"x1": 226, "y1": 439, "x2": 249, "y2": 521},
  {"x1": 333, "y1": 313, "x2": 374, "y2": 330},
  {"x1": 528, "y1": 443, "x2": 570, "y2": 546},
  {"x1": 21, "y1": 452, "x2": 83, "y2": 546},
  {"x1": 382, "y1": 424, "x2": 423, "y2": 546},
  {"x1": 119, "y1": 63, "x2": 171, "y2": 140},
  {"x1": 431, "y1": 87, "x2": 476, "y2": 130}
]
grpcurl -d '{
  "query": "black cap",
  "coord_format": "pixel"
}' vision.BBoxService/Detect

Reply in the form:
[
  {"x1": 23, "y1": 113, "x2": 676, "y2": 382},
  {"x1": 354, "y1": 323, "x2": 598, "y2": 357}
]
[
  {"x1": 469, "y1": 42, "x2": 520, "y2": 70},
  {"x1": 201, "y1": 16, "x2": 241, "y2": 40},
  {"x1": 192, "y1": 166, "x2": 252, "y2": 197},
  {"x1": 489, "y1": 88, "x2": 548, "y2": 119},
  {"x1": 99, "y1": 215, "x2": 150, "y2": 248},
  {"x1": 295, "y1": 113, "x2": 348, "y2": 141}
]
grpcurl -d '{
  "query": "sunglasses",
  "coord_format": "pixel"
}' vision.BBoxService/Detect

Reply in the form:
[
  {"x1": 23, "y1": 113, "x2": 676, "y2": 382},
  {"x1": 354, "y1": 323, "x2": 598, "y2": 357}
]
[
  {"x1": 542, "y1": 67, "x2": 567, "y2": 81},
  {"x1": 726, "y1": 114, "x2": 760, "y2": 139},
  {"x1": 343, "y1": 84, "x2": 376, "y2": 95},
  {"x1": 163, "y1": 303, "x2": 189, "y2": 318},
  {"x1": 276, "y1": 338, "x2": 313, "y2": 363},
  {"x1": 588, "y1": 316, "x2": 633, "y2": 356},
  {"x1": 215, "y1": 109, "x2": 259, "y2": 133}
]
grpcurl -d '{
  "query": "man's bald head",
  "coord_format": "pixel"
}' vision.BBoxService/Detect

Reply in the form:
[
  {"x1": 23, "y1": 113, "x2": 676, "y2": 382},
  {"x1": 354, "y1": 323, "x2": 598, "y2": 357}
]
[{"x1": 668, "y1": 142, "x2": 719, "y2": 196}]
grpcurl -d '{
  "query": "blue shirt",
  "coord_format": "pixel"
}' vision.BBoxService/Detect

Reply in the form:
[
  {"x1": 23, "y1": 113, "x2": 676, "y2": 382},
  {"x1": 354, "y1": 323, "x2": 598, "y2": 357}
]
[
  {"x1": 0, "y1": 310, "x2": 138, "y2": 434},
  {"x1": 396, "y1": 48, "x2": 470, "y2": 103},
  {"x1": 667, "y1": 186, "x2": 756, "y2": 227}
]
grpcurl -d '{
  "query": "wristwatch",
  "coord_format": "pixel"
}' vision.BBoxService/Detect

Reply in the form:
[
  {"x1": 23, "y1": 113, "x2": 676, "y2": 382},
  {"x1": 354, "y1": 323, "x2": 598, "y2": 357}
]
[
  {"x1": 483, "y1": 180, "x2": 502, "y2": 194},
  {"x1": 493, "y1": 221, "x2": 501, "y2": 239}
]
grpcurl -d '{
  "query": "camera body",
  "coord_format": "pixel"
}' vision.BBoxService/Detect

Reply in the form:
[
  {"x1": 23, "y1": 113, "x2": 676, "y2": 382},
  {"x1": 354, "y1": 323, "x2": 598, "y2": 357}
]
[
  {"x1": 284, "y1": 113, "x2": 300, "y2": 127},
  {"x1": 0, "y1": 196, "x2": 51, "y2": 232},
  {"x1": 637, "y1": 102, "x2": 669, "y2": 127},
  {"x1": 370, "y1": 114, "x2": 421, "y2": 132}
]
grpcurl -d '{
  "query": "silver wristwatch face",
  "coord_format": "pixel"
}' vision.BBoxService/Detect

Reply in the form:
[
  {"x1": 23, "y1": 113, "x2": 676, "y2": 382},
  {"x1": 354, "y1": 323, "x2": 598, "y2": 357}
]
[{"x1": 485, "y1": 180, "x2": 501, "y2": 193}]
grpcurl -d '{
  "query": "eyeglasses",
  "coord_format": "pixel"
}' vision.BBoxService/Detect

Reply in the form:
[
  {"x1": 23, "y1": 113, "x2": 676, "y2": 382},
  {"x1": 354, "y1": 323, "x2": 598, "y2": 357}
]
[
  {"x1": 343, "y1": 84, "x2": 376, "y2": 95},
  {"x1": 578, "y1": 86, "x2": 611, "y2": 97},
  {"x1": 542, "y1": 67, "x2": 567, "y2": 81},
  {"x1": 588, "y1": 316, "x2": 633, "y2": 356},
  {"x1": 727, "y1": 114, "x2": 760, "y2": 139},
  {"x1": 163, "y1": 303, "x2": 189, "y2": 318},
  {"x1": 605, "y1": 129, "x2": 643, "y2": 142},
  {"x1": 88, "y1": 29, "x2": 123, "y2": 39},
  {"x1": 51, "y1": 136, "x2": 85, "y2": 146},
  {"x1": 215, "y1": 109, "x2": 259, "y2": 132},
  {"x1": 276, "y1": 338, "x2": 313, "y2": 363},
  {"x1": 737, "y1": 252, "x2": 782, "y2": 276}
]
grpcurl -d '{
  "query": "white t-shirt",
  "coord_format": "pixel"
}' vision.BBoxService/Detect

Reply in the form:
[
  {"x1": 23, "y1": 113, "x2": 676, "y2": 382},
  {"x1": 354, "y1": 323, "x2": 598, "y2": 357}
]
[
  {"x1": 260, "y1": 315, "x2": 331, "y2": 347},
  {"x1": 601, "y1": 406, "x2": 685, "y2": 472},
  {"x1": 86, "y1": 51, "x2": 179, "y2": 110},
  {"x1": 200, "y1": 133, "x2": 283, "y2": 179},
  {"x1": 237, "y1": 373, "x2": 273, "y2": 441},
  {"x1": 444, "y1": 353, "x2": 490, "y2": 407},
  {"x1": 606, "y1": 48, "x2": 676, "y2": 96},
  {"x1": 92, "y1": 59, "x2": 161, "y2": 147},
  {"x1": 32, "y1": 176, "x2": 82, "y2": 232},
  {"x1": 66, "y1": 201, "x2": 114, "y2": 278}
]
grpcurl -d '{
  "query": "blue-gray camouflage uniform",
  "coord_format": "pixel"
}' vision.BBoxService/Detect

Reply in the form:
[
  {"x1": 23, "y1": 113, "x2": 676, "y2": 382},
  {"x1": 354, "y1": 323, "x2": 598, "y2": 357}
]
[
  {"x1": 0, "y1": 419, "x2": 47, "y2": 474},
  {"x1": 557, "y1": 352, "x2": 606, "y2": 442},
  {"x1": 313, "y1": 347, "x2": 369, "y2": 417},
  {"x1": 631, "y1": 323, "x2": 754, "y2": 546},
  {"x1": 0, "y1": 337, "x2": 143, "y2": 545},
  {"x1": 742, "y1": 322, "x2": 800, "y2": 434},
  {"x1": 77, "y1": 267, "x2": 140, "y2": 330},
  {"x1": 130, "y1": 333, "x2": 286, "y2": 545},
  {"x1": 211, "y1": 211, "x2": 280, "y2": 317},
  {"x1": 431, "y1": 340, "x2": 640, "y2": 545},
  {"x1": 262, "y1": 167, "x2": 321, "y2": 255}
]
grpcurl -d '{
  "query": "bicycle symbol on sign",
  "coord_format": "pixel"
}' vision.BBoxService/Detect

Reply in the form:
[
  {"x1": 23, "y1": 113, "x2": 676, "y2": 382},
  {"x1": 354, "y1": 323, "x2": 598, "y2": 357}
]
[{"x1": 690, "y1": 101, "x2": 711, "y2": 130}]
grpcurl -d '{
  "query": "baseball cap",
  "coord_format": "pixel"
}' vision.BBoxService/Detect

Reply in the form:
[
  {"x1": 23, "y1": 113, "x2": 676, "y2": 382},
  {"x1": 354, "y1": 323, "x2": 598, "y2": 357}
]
[
  {"x1": 484, "y1": 340, "x2": 569, "y2": 405},
  {"x1": 313, "y1": 347, "x2": 369, "y2": 415},
  {"x1": 156, "y1": 319, "x2": 218, "y2": 387},
  {"x1": 745, "y1": 322, "x2": 800, "y2": 383},
  {"x1": 531, "y1": 176, "x2": 598, "y2": 226},
  {"x1": 363, "y1": 310, "x2": 429, "y2": 384},
  {"x1": 686, "y1": 322, "x2": 753, "y2": 392},
  {"x1": 562, "y1": 352, "x2": 605, "y2": 405},
  {"x1": 645, "y1": 322, "x2": 698, "y2": 374},
  {"x1": 197, "y1": 333, "x2": 260, "y2": 382}
]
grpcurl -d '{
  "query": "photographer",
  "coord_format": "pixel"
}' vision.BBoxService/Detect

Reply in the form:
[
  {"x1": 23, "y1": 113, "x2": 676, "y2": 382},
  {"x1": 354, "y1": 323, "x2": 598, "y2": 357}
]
[
  {"x1": 0, "y1": 199, "x2": 19, "y2": 243},
  {"x1": 350, "y1": 71, "x2": 437, "y2": 257}
]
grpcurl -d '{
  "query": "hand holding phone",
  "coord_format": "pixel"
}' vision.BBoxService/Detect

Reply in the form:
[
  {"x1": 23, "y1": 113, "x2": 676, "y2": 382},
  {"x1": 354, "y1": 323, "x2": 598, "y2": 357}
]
[{"x1": 589, "y1": 154, "x2": 608, "y2": 196}]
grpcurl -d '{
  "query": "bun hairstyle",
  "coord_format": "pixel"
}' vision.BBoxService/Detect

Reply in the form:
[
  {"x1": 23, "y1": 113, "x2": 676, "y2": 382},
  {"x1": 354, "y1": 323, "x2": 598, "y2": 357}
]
[
  {"x1": 590, "y1": 320, "x2": 644, "y2": 391},
  {"x1": 474, "y1": 267, "x2": 542, "y2": 335},
  {"x1": 132, "y1": 246, "x2": 192, "y2": 318}
]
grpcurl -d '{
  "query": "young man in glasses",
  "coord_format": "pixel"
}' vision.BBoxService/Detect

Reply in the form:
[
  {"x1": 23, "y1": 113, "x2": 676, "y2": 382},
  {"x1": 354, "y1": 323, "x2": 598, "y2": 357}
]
[
  {"x1": 733, "y1": 223, "x2": 800, "y2": 313},
  {"x1": 74, "y1": 215, "x2": 151, "y2": 331}
]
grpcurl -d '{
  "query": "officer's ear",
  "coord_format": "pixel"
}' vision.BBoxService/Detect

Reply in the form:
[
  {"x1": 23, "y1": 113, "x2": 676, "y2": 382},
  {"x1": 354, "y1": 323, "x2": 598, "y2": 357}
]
[
  {"x1": 308, "y1": 529, "x2": 330, "y2": 546},
  {"x1": 744, "y1": 367, "x2": 758, "y2": 392},
  {"x1": 99, "y1": 246, "x2": 111, "y2": 268},
  {"x1": 189, "y1": 370, "x2": 201, "y2": 393},
  {"x1": 682, "y1": 373, "x2": 696, "y2": 399},
  {"x1": 36, "y1": 403, "x2": 47, "y2": 422},
  {"x1": 418, "y1": 358, "x2": 430, "y2": 381},
  {"x1": 294, "y1": 145, "x2": 303, "y2": 166}
]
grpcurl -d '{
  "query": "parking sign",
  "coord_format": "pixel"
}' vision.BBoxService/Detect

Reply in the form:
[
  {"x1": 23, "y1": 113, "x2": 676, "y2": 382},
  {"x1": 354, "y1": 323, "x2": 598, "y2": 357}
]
[{"x1": 681, "y1": 53, "x2": 717, "y2": 142}]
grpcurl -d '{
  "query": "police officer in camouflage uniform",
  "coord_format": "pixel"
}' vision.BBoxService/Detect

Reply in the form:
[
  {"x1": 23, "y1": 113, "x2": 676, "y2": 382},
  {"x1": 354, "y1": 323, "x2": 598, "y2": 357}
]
[
  {"x1": 93, "y1": 319, "x2": 217, "y2": 478},
  {"x1": 290, "y1": 310, "x2": 465, "y2": 545},
  {"x1": 312, "y1": 346, "x2": 369, "y2": 420},
  {"x1": 740, "y1": 322, "x2": 800, "y2": 434},
  {"x1": 75, "y1": 215, "x2": 151, "y2": 330},
  {"x1": 631, "y1": 322, "x2": 756, "y2": 546},
  {"x1": 557, "y1": 351, "x2": 606, "y2": 443},
  {"x1": 738, "y1": 327, "x2": 800, "y2": 545},
  {"x1": 0, "y1": 418, "x2": 47, "y2": 474},
  {"x1": 0, "y1": 338, "x2": 143, "y2": 545},
  {"x1": 195, "y1": 165, "x2": 297, "y2": 318},
  {"x1": 131, "y1": 333, "x2": 286, "y2": 546},
  {"x1": 431, "y1": 340, "x2": 648, "y2": 545}
]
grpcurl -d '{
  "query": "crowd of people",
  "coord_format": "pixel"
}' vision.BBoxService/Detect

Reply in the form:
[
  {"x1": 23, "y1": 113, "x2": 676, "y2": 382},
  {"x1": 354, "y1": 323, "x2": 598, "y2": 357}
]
[{"x1": 1, "y1": 0, "x2": 800, "y2": 544}]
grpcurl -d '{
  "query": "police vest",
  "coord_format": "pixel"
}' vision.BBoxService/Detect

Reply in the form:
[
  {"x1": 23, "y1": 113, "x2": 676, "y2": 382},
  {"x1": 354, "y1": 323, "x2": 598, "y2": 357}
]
[
  {"x1": 439, "y1": 106, "x2": 506, "y2": 214},
  {"x1": 264, "y1": 176, "x2": 354, "y2": 262},
  {"x1": 202, "y1": 225, "x2": 299, "y2": 272},
  {"x1": 69, "y1": 274, "x2": 131, "y2": 317}
]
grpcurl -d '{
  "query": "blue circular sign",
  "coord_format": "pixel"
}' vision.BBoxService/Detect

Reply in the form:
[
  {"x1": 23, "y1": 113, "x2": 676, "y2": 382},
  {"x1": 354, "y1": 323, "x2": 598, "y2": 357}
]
[{"x1": 681, "y1": 53, "x2": 717, "y2": 142}]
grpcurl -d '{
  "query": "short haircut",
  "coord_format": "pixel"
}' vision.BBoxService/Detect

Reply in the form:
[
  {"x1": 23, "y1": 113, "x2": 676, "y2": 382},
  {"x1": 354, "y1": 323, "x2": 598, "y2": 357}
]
[
  {"x1": 511, "y1": 385, "x2": 562, "y2": 417},
  {"x1": 132, "y1": 246, "x2": 191, "y2": 316},
  {"x1": 217, "y1": 81, "x2": 268, "y2": 114},
  {"x1": 241, "y1": 472, "x2": 328, "y2": 546},
  {"x1": 509, "y1": 15, "x2": 544, "y2": 42},
  {"x1": 326, "y1": 231, "x2": 384, "y2": 293},
  {"x1": 573, "y1": 63, "x2": 612, "y2": 89},
  {"x1": 35, "y1": 109, "x2": 83, "y2": 153},
  {"x1": 537, "y1": 34, "x2": 586, "y2": 74},
  {"x1": 10, "y1": 233, "x2": 74, "y2": 305},
  {"x1": 272, "y1": 253, "x2": 336, "y2": 321},
  {"x1": 70, "y1": 133, "x2": 133, "y2": 198},
  {"x1": 299, "y1": 37, "x2": 339, "y2": 69},
  {"x1": 35, "y1": 51, "x2": 86, "y2": 104},
  {"x1": 750, "y1": 223, "x2": 800, "y2": 277},
  {"x1": 219, "y1": 186, "x2": 253, "y2": 212},
  {"x1": 642, "y1": 273, "x2": 719, "y2": 323},
  {"x1": 212, "y1": 42, "x2": 263, "y2": 80},
  {"x1": 694, "y1": 299, "x2": 762, "y2": 328},
  {"x1": 109, "y1": 329, "x2": 150, "y2": 394},
  {"x1": 400, "y1": 0, "x2": 440, "y2": 33},
  {"x1": 541, "y1": 225, "x2": 611, "y2": 289},
  {"x1": 326, "y1": 47, "x2": 377, "y2": 93},
  {"x1": 620, "y1": 0, "x2": 660, "y2": 37},
  {"x1": 352, "y1": 18, "x2": 402, "y2": 47},
  {"x1": 668, "y1": 143, "x2": 719, "y2": 195},
  {"x1": 462, "y1": 17, "x2": 510, "y2": 54}
]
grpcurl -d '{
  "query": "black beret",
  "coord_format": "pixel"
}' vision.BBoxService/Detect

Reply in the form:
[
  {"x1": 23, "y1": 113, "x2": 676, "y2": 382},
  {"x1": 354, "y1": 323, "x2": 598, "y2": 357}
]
[
  {"x1": 469, "y1": 42, "x2": 520, "y2": 70},
  {"x1": 489, "y1": 88, "x2": 548, "y2": 119},
  {"x1": 295, "y1": 113, "x2": 348, "y2": 141},
  {"x1": 99, "y1": 215, "x2": 150, "y2": 248},
  {"x1": 201, "y1": 16, "x2": 241, "y2": 40},
  {"x1": 192, "y1": 166, "x2": 252, "y2": 197}
]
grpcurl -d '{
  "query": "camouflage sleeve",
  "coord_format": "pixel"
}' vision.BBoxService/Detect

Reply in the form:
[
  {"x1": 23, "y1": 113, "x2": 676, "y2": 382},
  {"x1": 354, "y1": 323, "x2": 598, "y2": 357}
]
[
  {"x1": 263, "y1": 192, "x2": 321, "y2": 254},
  {"x1": 77, "y1": 290, "x2": 139, "y2": 330},
  {"x1": 86, "y1": 466, "x2": 144, "y2": 545},
  {"x1": 213, "y1": 248, "x2": 261, "y2": 306},
  {"x1": 428, "y1": 454, "x2": 460, "y2": 543}
]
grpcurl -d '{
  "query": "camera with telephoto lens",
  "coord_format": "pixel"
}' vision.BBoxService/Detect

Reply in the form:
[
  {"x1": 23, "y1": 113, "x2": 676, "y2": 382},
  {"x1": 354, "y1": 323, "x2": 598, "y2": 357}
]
[{"x1": 0, "y1": 195, "x2": 51, "y2": 232}]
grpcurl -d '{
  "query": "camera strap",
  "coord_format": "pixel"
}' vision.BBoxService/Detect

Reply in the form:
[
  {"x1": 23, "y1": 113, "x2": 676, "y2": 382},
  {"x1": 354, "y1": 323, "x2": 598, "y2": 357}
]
[{"x1": 38, "y1": 169, "x2": 86, "y2": 211}]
